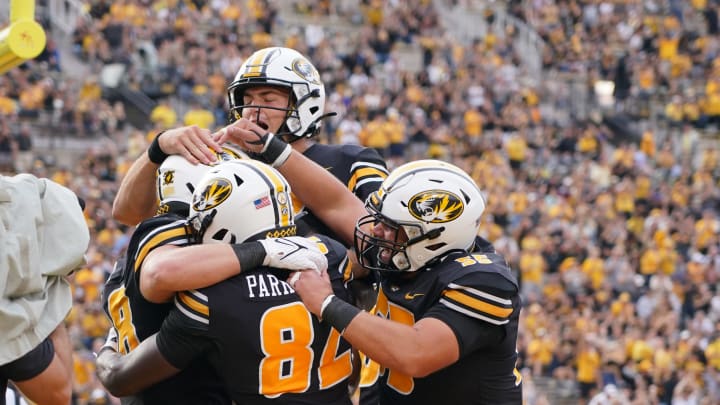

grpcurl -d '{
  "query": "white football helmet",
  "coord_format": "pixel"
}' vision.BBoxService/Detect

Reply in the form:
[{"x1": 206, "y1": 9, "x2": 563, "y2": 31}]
[
  {"x1": 190, "y1": 160, "x2": 296, "y2": 244},
  {"x1": 354, "y1": 160, "x2": 486, "y2": 273},
  {"x1": 156, "y1": 155, "x2": 213, "y2": 216},
  {"x1": 218, "y1": 143, "x2": 250, "y2": 160},
  {"x1": 227, "y1": 47, "x2": 326, "y2": 138},
  {"x1": 156, "y1": 147, "x2": 246, "y2": 216}
]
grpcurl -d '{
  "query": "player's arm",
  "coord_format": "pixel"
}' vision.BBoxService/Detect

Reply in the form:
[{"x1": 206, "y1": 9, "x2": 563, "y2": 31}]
[
  {"x1": 216, "y1": 123, "x2": 368, "y2": 245},
  {"x1": 96, "y1": 334, "x2": 180, "y2": 396},
  {"x1": 141, "y1": 237, "x2": 328, "y2": 303},
  {"x1": 276, "y1": 150, "x2": 367, "y2": 246},
  {"x1": 292, "y1": 269, "x2": 514, "y2": 377},
  {"x1": 112, "y1": 127, "x2": 223, "y2": 225},
  {"x1": 98, "y1": 286, "x2": 216, "y2": 396},
  {"x1": 292, "y1": 268, "x2": 459, "y2": 377},
  {"x1": 112, "y1": 150, "x2": 160, "y2": 225}
]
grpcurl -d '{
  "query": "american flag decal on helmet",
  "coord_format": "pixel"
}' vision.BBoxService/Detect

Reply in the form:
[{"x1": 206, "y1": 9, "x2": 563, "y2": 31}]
[{"x1": 254, "y1": 196, "x2": 271, "y2": 209}]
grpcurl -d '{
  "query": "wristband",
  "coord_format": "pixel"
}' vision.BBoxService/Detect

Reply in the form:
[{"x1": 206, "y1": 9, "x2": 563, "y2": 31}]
[
  {"x1": 147, "y1": 131, "x2": 169, "y2": 164},
  {"x1": 232, "y1": 241, "x2": 267, "y2": 272},
  {"x1": 320, "y1": 294, "x2": 335, "y2": 315},
  {"x1": 260, "y1": 133, "x2": 292, "y2": 167},
  {"x1": 320, "y1": 295, "x2": 361, "y2": 334}
]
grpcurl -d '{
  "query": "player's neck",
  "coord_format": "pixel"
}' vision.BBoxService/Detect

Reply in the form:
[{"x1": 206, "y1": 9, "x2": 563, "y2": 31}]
[{"x1": 291, "y1": 138, "x2": 314, "y2": 154}]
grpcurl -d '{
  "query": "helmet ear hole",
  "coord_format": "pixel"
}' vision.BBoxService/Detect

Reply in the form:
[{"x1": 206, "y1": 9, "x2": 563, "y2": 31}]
[
  {"x1": 425, "y1": 242, "x2": 446, "y2": 251},
  {"x1": 211, "y1": 228, "x2": 236, "y2": 244}
]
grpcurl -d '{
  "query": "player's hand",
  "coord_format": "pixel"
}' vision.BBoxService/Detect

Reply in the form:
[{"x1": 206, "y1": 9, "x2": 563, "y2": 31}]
[
  {"x1": 213, "y1": 118, "x2": 266, "y2": 152},
  {"x1": 288, "y1": 269, "x2": 334, "y2": 316},
  {"x1": 259, "y1": 237, "x2": 328, "y2": 273},
  {"x1": 95, "y1": 327, "x2": 118, "y2": 357},
  {"x1": 158, "y1": 125, "x2": 223, "y2": 165},
  {"x1": 213, "y1": 119, "x2": 291, "y2": 167}
]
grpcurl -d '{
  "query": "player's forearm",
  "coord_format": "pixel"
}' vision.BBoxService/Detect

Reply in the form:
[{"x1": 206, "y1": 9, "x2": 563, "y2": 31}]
[
  {"x1": 96, "y1": 335, "x2": 178, "y2": 396},
  {"x1": 341, "y1": 313, "x2": 440, "y2": 377},
  {"x1": 141, "y1": 244, "x2": 242, "y2": 303},
  {"x1": 278, "y1": 151, "x2": 366, "y2": 245},
  {"x1": 112, "y1": 153, "x2": 159, "y2": 225},
  {"x1": 95, "y1": 349, "x2": 146, "y2": 396},
  {"x1": 315, "y1": 295, "x2": 458, "y2": 378}
]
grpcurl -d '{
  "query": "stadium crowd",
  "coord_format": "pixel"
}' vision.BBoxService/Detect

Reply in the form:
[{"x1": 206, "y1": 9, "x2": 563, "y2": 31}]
[{"x1": 1, "y1": 0, "x2": 719, "y2": 404}]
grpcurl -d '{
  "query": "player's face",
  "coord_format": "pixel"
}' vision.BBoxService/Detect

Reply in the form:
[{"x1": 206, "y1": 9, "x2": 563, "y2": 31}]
[
  {"x1": 372, "y1": 219, "x2": 408, "y2": 265},
  {"x1": 241, "y1": 86, "x2": 291, "y2": 134}
]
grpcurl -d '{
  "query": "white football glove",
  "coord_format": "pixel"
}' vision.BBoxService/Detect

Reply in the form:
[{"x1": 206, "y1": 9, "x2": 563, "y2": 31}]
[{"x1": 259, "y1": 237, "x2": 327, "y2": 273}]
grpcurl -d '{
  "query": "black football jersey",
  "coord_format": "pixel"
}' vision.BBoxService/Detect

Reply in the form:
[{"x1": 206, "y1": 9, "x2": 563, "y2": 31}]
[
  {"x1": 102, "y1": 214, "x2": 230, "y2": 405},
  {"x1": 298, "y1": 143, "x2": 388, "y2": 243},
  {"x1": 358, "y1": 238, "x2": 523, "y2": 405},
  {"x1": 156, "y1": 234, "x2": 355, "y2": 405}
]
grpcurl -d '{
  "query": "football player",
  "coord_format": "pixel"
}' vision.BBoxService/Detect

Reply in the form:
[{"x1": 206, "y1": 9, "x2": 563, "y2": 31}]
[
  {"x1": 101, "y1": 155, "x2": 326, "y2": 404},
  {"x1": 113, "y1": 47, "x2": 388, "y2": 246},
  {"x1": 219, "y1": 46, "x2": 388, "y2": 242},
  {"x1": 97, "y1": 160, "x2": 355, "y2": 404},
  {"x1": 215, "y1": 47, "x2": 390, "y2": 397},
  {"x1": 290, "y1": 160, "x2": 524, "y2": 404}
]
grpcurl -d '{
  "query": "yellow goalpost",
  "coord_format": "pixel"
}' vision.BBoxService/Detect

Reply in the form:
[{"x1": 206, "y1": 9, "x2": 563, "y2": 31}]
[{"x1": 0, "y1": 0, "x2": 46, "y2": 74}]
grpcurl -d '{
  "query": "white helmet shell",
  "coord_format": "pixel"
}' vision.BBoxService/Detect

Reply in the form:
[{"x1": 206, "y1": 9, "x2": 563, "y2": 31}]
[
  {"x1": 190, "y1": 160, "x2": 296, "y2": 244},
  {"x1": 156, "y1": 146, "x2": 248, "y2": 215},
  {"x1": 355, "y1": 160, "x2": 486, "y2": 272}
]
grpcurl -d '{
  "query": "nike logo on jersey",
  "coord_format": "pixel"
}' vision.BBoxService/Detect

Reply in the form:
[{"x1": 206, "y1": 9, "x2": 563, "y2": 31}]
[
  {"x1": 324, "y1": 166, "x2": 333, "y2": 171},
  {"x1": 404, "y1": 293, "x2": 425, "y2": 300}
]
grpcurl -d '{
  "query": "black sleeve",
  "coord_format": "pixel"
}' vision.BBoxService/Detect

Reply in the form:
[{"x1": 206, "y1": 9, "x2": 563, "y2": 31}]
[
  {"x1": 425, "y1": 266, "x2": 519, "y2": 356},
  {"x1": 344, "y1": 146, "x2": 388, "y2": 202},
  {"x1": 155, "y1": 296, "x2": 213, "y2": 370}
]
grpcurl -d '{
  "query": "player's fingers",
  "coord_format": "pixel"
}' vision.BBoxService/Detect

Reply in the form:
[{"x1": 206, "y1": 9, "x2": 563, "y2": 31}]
[
  {"x1": 181, "y1": 136, "x2": 214, "y2": 165},
  {"x1": 213, "y1": 120, "x2": 247, "y2": 144},
  {"x1": 188, "y1": 129, "x2": 220, "y2": 164},
  {"x1": 198, "y1": 130, "x2": 223, "y2": 153},
  {"x1": 212, "y1": 127, "x2": 228, "y2": 144},
  {"x1": 288, "y1": 272, "x2": 301, "y2": 289}
]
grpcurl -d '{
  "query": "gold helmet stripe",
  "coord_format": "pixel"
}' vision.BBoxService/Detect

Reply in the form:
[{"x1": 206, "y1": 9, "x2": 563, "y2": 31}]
[
  {"x1": 241, "y1": 47, "x2": 279, "y2": 78},
  {"x1": 289, "y1": 191, "x2": 305, "y2": 216},
  {"x1": 382, "y1": 160, "x2": 477, "y2": 192},
  {"x1": 244, "y1": 161, "x2": 293, "y2": 228}
]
